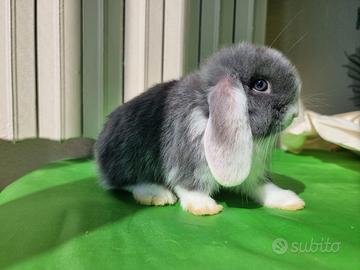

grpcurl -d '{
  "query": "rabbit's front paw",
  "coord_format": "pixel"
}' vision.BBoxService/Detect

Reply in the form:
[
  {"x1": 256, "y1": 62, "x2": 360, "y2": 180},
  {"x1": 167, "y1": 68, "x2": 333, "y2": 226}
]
[
  {"x1": 185, "y1": 198, "x2": 223, "y2": 216},
  {"x1": 127, "y1": 183, "x2": 178, "y2": 206},
  {"x1": 175, "y1": 186, "x2": 223, "y2": 216},
  {"x1": 184, "y1": 200, "x2": 224, "y2": 216}
]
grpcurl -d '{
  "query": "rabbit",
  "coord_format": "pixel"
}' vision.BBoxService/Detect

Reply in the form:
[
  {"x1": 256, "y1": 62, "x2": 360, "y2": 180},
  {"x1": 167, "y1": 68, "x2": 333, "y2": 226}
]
[{"x1": 95, "y1": 43, "x2": 305, "y2": 216}]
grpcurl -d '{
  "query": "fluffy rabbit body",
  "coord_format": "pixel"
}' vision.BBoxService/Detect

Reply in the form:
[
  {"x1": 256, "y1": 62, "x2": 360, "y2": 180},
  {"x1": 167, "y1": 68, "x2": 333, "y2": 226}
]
[{"x1": 95, "y1": 43, "x2": 305, "y2": 215}]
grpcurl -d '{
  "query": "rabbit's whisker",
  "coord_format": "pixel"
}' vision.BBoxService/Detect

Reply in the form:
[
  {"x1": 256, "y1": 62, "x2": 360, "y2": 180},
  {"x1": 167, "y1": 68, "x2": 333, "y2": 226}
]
[
  {"x1": 269, "y1": 9, "x2": 304, "y2": 47},
  {"x1": 287, "y1": 32, "x2": 308, "y2": 53}
]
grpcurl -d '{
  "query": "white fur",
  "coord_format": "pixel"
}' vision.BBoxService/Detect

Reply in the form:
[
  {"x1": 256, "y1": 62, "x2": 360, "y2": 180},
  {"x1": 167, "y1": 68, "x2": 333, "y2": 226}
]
[
  {"x1": 238, "y1": 136, "x2": 276, "y2": 194},
  {"x1": 166, "y1": 167, "x2": 179, "y2": 184},
  {"x1": 204, "y1": 81, "x2": 253, "y2": 187},
  {"x1": 188, "y1": 109, "x2": 208, "y2": 142},
  {"x1": 174, "y1": 186, "x2": 223, "y2": 215},
  {"x1": 250, "y1": 182, "x2": 305, "y2": 210},
  {"x1": 124, "y1": 183, "x2": 177, "y2": 206}
]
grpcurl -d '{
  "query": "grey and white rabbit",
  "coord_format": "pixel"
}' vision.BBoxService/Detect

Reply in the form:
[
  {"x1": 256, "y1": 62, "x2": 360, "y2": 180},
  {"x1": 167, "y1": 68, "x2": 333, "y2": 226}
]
[{"x1": 95, "y1": 43, "x2": 305, "y2": 216}]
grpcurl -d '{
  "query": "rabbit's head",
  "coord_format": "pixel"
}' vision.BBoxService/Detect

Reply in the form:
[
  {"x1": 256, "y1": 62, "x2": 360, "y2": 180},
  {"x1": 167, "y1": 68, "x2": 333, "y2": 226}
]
[{"x1": 201, "y1": 43, "x2": 301, "y2": 138}]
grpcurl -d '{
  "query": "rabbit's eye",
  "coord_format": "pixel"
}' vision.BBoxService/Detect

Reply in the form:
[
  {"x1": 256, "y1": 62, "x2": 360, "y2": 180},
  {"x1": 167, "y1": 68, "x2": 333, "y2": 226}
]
[{"x1": 251, "y1": 79, "x2": 269, "y2": 92}]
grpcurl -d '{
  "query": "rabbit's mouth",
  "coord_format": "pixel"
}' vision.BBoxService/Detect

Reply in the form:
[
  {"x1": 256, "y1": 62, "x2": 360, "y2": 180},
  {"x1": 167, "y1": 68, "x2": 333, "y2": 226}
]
[{"x1": 280, "y1": 103, "x2": 299, "y2": 129}]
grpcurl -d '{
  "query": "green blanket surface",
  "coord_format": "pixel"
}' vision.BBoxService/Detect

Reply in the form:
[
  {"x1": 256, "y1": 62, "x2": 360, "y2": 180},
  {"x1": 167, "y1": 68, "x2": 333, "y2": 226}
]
[{"x1": 0, "y1": 150, "x2": 359, "y2": 270}]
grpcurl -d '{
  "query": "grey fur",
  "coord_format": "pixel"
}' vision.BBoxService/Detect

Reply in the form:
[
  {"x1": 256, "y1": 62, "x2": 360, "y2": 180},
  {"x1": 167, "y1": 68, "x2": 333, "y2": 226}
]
[{"x1": 95, "y1": 43, "x2": 301, "y2": 195}]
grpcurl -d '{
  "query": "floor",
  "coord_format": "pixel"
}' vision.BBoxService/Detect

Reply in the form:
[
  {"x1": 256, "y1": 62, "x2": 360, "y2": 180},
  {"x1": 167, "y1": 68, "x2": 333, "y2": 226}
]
[{"x1": 0, "y1": 149, "x2": 359, "y2": 269}]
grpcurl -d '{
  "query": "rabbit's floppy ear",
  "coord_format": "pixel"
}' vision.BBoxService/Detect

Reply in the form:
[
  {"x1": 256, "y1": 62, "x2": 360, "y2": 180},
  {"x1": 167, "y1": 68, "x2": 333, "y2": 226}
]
[{"x1": 204, "y1": 77, "x2": 253, "y2": 187}]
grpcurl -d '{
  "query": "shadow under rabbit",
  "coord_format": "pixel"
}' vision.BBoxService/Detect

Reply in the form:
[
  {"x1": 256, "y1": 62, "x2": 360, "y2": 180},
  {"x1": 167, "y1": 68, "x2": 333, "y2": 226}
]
[{"x1": 214, "y1": 173, "x2": 306, "y2": 209}]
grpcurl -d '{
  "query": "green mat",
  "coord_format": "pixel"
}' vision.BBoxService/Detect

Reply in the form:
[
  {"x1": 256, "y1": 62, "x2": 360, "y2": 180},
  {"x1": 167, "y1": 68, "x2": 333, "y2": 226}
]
[{"x1": 0, "y1": 150, "x2": 359, "y2": 269}]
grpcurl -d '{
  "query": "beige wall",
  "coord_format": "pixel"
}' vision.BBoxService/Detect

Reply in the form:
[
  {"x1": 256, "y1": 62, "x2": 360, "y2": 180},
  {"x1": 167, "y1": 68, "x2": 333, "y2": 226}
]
[
  {"x1": 0, "y1": 139, "x2": 94, "y2": 191},
  {"x1": 266, "y1": 0, "x2": 359, "y2": 114}
]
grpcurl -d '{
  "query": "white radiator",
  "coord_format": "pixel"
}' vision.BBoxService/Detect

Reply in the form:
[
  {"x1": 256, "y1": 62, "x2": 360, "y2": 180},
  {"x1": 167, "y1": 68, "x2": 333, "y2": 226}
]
[
  {"x1": 0, "y1": 0, "x2": 37, "y2": 140},
  {"x1": 0, "y1": 0, "x2": 81, "y2": 141}
]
